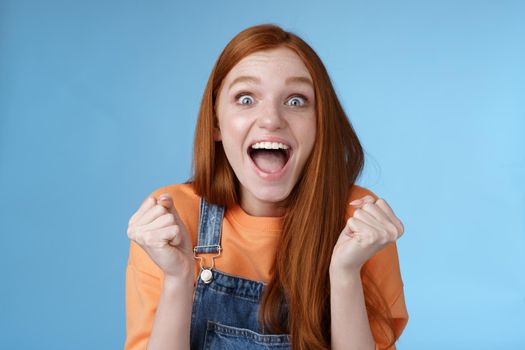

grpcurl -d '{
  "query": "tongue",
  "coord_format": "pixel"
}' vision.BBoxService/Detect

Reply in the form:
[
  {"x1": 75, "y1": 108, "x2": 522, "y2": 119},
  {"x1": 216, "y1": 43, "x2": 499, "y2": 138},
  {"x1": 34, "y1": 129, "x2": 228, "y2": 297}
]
[{"x1": 252, "y1": 150, "x2": 287, "y2": 173}]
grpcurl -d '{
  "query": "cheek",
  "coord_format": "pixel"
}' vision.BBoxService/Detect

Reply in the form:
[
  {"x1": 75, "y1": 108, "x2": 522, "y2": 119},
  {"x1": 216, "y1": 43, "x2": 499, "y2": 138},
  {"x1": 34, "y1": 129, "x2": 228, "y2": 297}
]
[
  {"x1": 218, "y1": 111, "x2": 251, "y2": 140},
  {"x1": 227, "y1": 118, "x2": 249, "y2": 134},
  {"x1": 217, "y1": 115, "x2": 251, "y2": 154},
  {"x1": 297, "y1": 118, "x2": 317, "y2": 154}
]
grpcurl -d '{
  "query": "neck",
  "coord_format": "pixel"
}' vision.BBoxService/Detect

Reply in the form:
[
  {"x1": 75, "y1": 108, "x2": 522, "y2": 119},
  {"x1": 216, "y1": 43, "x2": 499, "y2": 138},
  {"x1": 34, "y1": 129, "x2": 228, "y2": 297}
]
[{"x1": 240, "y1": 196, "x2": 285, "y2": 217}]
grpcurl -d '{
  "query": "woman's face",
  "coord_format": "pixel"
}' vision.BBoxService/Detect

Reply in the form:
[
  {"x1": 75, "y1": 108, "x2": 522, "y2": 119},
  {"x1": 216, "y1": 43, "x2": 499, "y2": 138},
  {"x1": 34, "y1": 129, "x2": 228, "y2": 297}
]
[{"x1": 215, "y1": 47, "x2": 316, "y2": 216}]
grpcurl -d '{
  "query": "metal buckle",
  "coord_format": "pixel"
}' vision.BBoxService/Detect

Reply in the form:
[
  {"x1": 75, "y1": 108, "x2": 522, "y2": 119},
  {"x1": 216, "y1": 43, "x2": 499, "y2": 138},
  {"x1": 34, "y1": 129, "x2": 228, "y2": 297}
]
[{"x1": 193, "y1": 245, "x2": 222, "y2": 284}]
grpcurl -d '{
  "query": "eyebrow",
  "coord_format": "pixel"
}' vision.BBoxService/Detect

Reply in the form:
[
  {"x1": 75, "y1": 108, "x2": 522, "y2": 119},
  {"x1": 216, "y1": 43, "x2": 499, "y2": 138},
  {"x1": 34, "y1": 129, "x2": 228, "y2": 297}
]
[{"x1": 228, "y1": 75, "x2": 314, "y2": 90}]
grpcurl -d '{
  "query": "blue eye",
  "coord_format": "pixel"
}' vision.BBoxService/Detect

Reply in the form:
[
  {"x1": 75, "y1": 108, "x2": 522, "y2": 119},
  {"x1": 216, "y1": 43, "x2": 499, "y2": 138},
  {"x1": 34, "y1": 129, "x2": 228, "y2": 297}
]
[
  {"x1": 287, "y1": 96, "x2": 307, "y2": 107},
  {"x1": 237, "y1": 94, "x2": 254, "y2": 105}
]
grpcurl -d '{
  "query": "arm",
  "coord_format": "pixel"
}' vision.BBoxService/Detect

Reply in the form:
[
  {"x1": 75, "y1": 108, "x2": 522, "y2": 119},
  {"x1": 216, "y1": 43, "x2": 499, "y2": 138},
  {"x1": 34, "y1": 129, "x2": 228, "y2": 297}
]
[
  {"x1": 330, "y1": 192, "x2": 406, "y2": 349},
  {"x1": 329, "y1": 269, "x2": 375, "y2": 350},
  {"x1": 147, "y1": 276, "x2": 193, "y2": 350},
  {"x1": 125, "y1": 192, "x2": 196, "y2": 350},
  {"x1": 124, "y1": 250, "x2": 161, "y2": 350},
  {"x1": 124, "y1": 247, "x2": 194, "y2": 350}
]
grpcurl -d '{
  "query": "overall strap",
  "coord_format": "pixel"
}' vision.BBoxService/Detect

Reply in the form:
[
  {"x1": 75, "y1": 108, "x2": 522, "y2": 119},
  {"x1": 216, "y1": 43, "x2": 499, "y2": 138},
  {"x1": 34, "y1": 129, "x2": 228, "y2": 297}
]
[{"x1": 194, "y1": 197, "x2": 225, "y2": 254}]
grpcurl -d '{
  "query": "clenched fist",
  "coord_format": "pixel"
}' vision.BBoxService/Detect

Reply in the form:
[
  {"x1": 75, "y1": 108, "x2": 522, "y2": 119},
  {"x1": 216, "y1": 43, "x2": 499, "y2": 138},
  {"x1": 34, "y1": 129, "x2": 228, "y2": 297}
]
[
  {"x1": 330, "y1": 194, "x2": 405, "y2": 276},
  {"x1": 127, "y1": 193, "x2": 194, "y2": 282}
]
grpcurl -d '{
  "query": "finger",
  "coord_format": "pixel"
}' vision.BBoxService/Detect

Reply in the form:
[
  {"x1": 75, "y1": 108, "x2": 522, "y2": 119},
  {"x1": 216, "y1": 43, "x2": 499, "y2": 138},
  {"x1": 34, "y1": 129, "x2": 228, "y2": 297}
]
[
  {"x1": 140, "y1": 225, "x2": 181, "y2": 248},
  {"x1": 159, "y1": 195, "x2": 185, "y2": 227},
  {"x1": 352, "y1": 207, "x2": 384, "y2": 232},
  {"x1": 152, "y1": 225, "x2": 183, "y2": 248},
  {"x1": 349, "y1": 194, "x2": 375, "y2": 206},
  {"x1": 359, "y1": 205, "x2": 399, "y2": 242},
  {"x1": 341, "y1": 217, "x2": 356, "y2": 237},
  {"x1": 360, "y1": 201, "x2": 391, "y2": 225},
  {"x1": 127, "y1": 225, "x2": 137, "y2": 241},
  {"x1": 157, "y1": 195, "x2": 177, "y2": 219},
  {"x1": 340, "y1": 224, "x2": 361, "y2": 244},
  {"x1": 157, "y1": 195, "x2": 186, "y2": 228},
  {"x1": 363, "y1": 195, "x2": 375, "y2": 203},
  {"x1": 374, "y1": 199, "x2": 404, "y2": 235},
  {"x1": 135, "y1": 204, "x2": 168, "y2": 226},
  {"x1": 345, "y1": 217, "x2": 373, "y2": 243},
  {"x1": 144, "y1": 212, "x2": 176, "y2": 230},
  {"x1": 130, "y1": 226, "x2": 145, "y2": 246},
  {"x1": 153, "y1": 196, "x2": 190, "y2": 249},
  {"x1": 163, "y1": 225, "x2": 182, "y2": 247},
  {"x1": 359, "y1": 202, "x2": 399, "y2": 240},
  {"x1": 157, "y1": 193, "x2": 173, "y2": 208},
  {"x1": 129, "y1": 195, "x2": 157, "y2": 226}
]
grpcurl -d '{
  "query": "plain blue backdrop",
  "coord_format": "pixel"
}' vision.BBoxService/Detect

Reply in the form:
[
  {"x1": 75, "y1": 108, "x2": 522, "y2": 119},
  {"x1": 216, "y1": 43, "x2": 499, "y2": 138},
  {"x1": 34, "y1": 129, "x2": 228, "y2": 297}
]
[{"x1": 1, "y1": 0, "x2": 524, "y2": 349}]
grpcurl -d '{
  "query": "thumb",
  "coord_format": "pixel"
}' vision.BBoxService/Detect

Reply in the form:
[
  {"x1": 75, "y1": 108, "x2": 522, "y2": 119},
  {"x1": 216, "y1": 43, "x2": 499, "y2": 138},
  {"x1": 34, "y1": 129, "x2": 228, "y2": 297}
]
[
  {"x1": 157, "y1": 194, "x2": 183, "y2": 224},
  {"x1": 341, "y1": 219, "x2": 356, "y2": 238},
  {"x1": 337, "y1": 218, "x2": 361, "y2": 246}
]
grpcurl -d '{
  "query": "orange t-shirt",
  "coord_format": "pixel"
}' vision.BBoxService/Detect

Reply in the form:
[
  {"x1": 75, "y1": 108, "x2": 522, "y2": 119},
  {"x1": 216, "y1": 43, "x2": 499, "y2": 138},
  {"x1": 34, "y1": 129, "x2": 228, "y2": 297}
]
[{"x1": 124, "y1": 183, "x2": 408, "y2": 350}]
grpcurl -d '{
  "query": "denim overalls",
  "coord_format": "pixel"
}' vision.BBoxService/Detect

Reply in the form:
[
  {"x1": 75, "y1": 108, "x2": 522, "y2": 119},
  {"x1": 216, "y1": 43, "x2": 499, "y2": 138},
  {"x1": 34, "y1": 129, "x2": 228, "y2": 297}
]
[{"x1": 189, "y1": 198, "x2": 291, "y2": 349}]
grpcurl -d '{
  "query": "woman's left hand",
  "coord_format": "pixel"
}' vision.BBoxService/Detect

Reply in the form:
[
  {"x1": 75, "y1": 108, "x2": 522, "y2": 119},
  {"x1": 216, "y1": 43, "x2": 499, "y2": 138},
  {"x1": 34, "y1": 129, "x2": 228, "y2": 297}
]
[{"x1": 330, "y1": 195, "x2": 405, "y2": 276}]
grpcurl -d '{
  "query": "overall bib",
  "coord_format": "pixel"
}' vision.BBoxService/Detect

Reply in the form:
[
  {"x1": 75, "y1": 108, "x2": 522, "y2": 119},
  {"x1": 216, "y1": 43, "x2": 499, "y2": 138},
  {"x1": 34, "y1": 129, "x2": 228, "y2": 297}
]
[{"x1": 189, "y1": 198, "x2": 291, "y2": 350}]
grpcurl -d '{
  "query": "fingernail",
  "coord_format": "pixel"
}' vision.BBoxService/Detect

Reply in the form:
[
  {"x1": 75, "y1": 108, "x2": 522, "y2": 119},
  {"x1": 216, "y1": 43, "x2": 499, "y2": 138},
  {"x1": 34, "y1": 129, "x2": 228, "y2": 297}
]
[
  {"x1": 159, "y1": 195, "x2": 170, "y2": 201},
  {"x1": 349, "y1": 199, "x2": 363, "y2": 206}
]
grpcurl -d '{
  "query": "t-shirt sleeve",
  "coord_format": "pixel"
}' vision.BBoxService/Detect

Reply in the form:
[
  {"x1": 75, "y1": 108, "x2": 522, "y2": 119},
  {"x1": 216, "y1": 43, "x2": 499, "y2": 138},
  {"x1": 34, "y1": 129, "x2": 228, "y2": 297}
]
[
  {"x1": 367, "y1": 241, "x2": 409, "y2": 350},
  {"x1": 124, "y1": 243, "x2": 163, "y2": 350},
  {"x1": 349, "y1": 186, "x2": 409, "y2": 349},
  {"x1": 124, "y1": 189, "x2": 166, "y2": 350}
]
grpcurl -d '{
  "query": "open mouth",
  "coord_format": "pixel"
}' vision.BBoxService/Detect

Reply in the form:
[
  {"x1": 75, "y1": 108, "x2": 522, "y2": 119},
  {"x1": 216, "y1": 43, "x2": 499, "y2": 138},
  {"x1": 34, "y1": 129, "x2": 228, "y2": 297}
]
[{"x1": 247, "y1": 141, "x2": 292, "y2": 174}]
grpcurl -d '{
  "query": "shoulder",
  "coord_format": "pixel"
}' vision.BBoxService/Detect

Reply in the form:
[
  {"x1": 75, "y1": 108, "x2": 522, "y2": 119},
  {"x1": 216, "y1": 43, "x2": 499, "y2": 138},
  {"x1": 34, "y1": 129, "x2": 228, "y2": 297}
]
[{"x1": 347, "y1": 184, "x2": 380, "y2": 203}]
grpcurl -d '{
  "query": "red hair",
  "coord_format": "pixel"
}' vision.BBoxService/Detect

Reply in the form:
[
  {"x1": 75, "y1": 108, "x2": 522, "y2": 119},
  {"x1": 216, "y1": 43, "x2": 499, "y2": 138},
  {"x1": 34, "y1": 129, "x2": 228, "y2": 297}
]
[{"x1": 192, "y1": 24, "x2": 396, "y2": 349}]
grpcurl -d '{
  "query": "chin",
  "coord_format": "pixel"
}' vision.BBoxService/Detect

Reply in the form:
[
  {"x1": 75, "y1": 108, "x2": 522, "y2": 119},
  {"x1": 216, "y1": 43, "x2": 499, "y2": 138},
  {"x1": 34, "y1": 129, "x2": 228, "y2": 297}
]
[{"x1": 250, "y1": 185, "x2": 292, "y2": 204}]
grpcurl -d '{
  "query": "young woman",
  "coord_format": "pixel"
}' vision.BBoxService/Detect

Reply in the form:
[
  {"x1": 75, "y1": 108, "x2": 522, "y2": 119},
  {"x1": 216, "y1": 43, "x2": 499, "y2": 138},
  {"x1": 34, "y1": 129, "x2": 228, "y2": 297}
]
[{"x1": 125, "y1": 24, "x2": 408, "y2": 350}]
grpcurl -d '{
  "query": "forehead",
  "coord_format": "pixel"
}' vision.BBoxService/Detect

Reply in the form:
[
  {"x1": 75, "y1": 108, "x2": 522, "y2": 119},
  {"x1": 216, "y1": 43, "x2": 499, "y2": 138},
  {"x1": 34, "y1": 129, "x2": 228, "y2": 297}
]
[{"x1": 225, "y1": 47, "x2": 311, "y2": 80}]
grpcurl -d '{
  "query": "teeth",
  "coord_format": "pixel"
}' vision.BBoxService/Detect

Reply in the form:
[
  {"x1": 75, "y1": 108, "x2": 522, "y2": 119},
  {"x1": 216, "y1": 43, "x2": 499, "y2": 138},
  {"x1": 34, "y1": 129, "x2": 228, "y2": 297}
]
[{"x1": 251, "y1": 141, "x2": 290, "y2": 150}]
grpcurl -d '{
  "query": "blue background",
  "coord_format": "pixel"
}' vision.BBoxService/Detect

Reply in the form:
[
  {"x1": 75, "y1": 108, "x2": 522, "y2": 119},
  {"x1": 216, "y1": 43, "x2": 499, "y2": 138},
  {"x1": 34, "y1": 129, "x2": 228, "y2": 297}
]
[{"x1": 1, "y1": 0, "x2": 524, "y2": 349}]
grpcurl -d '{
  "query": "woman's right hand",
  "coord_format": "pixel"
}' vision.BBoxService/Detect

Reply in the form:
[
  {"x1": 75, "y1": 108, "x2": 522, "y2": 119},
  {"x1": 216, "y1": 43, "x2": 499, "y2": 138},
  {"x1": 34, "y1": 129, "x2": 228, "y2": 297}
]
[{"x1": 127, "y1": 193, "x2": 194, "y2": 282}]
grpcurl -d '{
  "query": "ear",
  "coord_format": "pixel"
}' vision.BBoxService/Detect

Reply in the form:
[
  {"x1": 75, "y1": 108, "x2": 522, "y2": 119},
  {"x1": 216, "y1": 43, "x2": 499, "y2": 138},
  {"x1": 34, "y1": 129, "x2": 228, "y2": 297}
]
[{"x1": 213, "y1": 126, "x2": 222, "y2": 141}]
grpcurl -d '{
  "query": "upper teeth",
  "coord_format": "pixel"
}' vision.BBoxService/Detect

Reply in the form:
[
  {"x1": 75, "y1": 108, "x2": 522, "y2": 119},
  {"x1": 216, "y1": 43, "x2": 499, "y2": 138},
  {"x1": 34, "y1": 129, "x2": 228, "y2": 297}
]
[{"x1": 251, "y1": 142, "x2": 289, "y2": 150}]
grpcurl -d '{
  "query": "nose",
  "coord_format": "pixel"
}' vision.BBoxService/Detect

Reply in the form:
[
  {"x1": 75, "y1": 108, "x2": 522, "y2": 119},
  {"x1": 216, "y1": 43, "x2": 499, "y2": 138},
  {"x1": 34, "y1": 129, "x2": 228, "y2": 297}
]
[{"x1": 256, "y1": 101, "x2": 286, "y2": 131}]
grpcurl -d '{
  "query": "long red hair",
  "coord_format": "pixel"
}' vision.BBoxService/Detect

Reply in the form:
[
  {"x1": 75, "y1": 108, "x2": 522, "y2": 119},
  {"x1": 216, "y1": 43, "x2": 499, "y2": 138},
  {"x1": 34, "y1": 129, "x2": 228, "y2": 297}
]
[{"x1": 192, "y1": 24, "x2": 396, "y2": 349}]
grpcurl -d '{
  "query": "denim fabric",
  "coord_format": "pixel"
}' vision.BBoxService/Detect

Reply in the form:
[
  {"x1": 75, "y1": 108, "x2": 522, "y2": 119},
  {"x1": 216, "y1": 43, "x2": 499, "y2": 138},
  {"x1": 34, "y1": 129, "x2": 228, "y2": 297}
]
[
  {"x1": 190, "y1": 199, "x2": 291, "y2": 350},
  {"x1": 194, "y1": 198, "x2": 225, "y2": 254}
]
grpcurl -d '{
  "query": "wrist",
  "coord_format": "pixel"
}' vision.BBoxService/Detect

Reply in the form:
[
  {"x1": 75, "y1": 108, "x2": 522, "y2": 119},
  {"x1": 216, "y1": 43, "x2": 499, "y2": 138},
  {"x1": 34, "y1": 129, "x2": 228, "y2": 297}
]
[
  {"x1": 329, "y1": 252, "x2": 364, "y2": 280},
  {"x1": 163, "y1": 273, "x2": 194, "y2": 291},
  {"x1": 329, "y1": 265, "x2": 362, "y2": 287}
]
